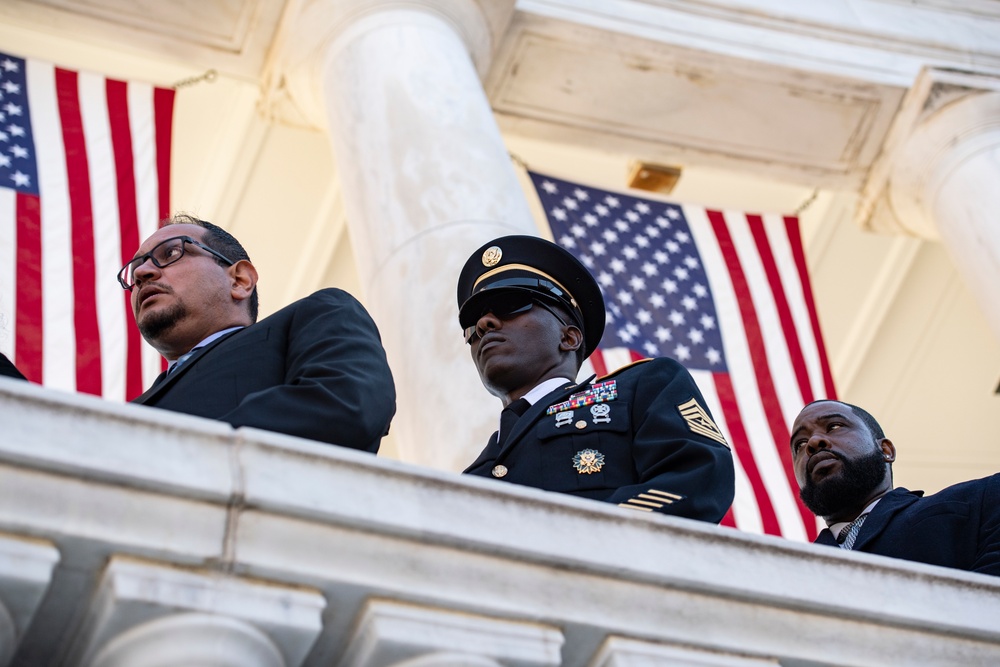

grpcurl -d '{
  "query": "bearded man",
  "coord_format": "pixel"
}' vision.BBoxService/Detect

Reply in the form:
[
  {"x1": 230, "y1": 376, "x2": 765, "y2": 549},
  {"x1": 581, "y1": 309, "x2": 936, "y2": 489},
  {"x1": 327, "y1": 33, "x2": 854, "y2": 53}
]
[{"x1": 791, "y1": 400, "x2": 1000, "y2": 575}]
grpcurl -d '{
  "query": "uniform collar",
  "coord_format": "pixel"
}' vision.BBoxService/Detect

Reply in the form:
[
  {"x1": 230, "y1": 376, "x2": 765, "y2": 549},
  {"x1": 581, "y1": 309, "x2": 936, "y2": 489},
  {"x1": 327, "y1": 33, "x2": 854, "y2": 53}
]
[{"x1": 521, "y1": 377, "x2": 575, "y2": 406}]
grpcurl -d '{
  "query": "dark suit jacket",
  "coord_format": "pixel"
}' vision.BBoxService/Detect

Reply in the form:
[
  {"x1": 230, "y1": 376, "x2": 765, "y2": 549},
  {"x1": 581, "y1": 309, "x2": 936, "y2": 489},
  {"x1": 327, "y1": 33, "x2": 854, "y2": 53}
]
[
  {"x1": 464, "y1": 357, "x2": 735, "y2": 522},
  {"x1": 815, "y1": 474, "x2": 1000, "y2": 576},
  {"x1": 0, "y1": 352, "x2": 26, "y2": 380},
  {"x1": 133, "y1": 288, "x2": 395, "y2": 452}
]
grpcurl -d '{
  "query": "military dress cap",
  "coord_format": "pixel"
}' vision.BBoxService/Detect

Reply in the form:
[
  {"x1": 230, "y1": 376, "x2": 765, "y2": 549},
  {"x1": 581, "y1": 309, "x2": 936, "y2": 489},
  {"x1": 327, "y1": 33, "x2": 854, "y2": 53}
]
[{"x1": 456, "y1": 234, "x2": 606, "y2": 358}]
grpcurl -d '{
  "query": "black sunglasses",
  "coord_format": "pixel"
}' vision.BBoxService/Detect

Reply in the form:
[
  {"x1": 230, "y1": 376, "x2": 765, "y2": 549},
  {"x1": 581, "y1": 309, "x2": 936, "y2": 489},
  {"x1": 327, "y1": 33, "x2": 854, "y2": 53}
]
[
  {"x1": 117, "y1": 235, "x2": 235, "y2": 291},
  {"x1": 463, "y1": 292, "x2": 569, "y2": 344}
]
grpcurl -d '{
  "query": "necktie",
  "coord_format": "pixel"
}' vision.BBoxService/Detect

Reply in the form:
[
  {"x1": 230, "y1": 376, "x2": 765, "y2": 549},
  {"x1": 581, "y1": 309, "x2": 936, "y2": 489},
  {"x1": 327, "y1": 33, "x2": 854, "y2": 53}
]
[
  {"x1": 498, "y1": 398, "x2": 531, "y2": 446},
  {"x1": 837, "y1": 513, "x2": 868, "y2": 550},
  {"x1": 168, "y1": 348, "x2": 198, "y2": 375}
]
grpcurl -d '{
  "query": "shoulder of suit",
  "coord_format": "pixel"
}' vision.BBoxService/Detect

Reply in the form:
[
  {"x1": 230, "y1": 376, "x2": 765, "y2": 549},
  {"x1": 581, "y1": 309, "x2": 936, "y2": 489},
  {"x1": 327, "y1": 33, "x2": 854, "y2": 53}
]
[
  {"x1": 258, "y1": 288, "x2": 363, "y2": 320},
  {"x1": 311, "y1": 287, "x2": 351, "y2": 299},
  {"x1": 917, "y1": 473, "x2": 1000, "y2": 500}
]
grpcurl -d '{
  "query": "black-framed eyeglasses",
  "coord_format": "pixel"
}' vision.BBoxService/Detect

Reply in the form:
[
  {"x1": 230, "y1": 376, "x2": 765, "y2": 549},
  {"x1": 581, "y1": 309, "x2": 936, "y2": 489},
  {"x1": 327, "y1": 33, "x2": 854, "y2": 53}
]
[
  {"x1": 463, "y1": 292, "x2": 569, "y2": 344},
  {"x1": 117, "y1": 235, "x2": 235, "y2": 291}
]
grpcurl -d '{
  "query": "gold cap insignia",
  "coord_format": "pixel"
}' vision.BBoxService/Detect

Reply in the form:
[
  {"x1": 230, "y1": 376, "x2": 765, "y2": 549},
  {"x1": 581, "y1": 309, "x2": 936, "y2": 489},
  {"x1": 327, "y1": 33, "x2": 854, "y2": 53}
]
[
  {"x1": 573, "y1": 448, "x2": 605, "y2": 474},
  {"x1": 482, "y1": 246, "x2": 502, "y2": 267},
  {"x1": 677, "y1": 398, "x2": 729, "y2": 447}
]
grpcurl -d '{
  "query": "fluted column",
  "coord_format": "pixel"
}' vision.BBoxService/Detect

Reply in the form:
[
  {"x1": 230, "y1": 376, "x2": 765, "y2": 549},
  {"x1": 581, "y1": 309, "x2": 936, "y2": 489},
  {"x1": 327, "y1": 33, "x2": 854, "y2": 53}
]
[
  {"x1": 859, "y1": 70, "x2": 1000, "y2": 340},
  {"x1": 275, "y1": 0, "x2": 530, "y2": 468}
]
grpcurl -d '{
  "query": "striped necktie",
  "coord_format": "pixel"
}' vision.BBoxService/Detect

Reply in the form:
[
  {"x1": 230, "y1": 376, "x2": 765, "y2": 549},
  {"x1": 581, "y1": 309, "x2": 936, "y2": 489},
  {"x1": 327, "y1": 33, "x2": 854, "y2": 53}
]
[{"x1": 837, "y1": 514, "x2": 868, "y2": 550}]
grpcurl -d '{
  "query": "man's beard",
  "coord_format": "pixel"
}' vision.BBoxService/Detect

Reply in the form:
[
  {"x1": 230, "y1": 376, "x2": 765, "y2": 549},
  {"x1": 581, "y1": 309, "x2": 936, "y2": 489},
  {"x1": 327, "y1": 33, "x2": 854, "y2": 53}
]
[
  {"x1": 138, "y1": 302, "x2": 186, "y2": 342},
  {"x1": 799, "y1": 446, "x2": 887, "y2": 518}
]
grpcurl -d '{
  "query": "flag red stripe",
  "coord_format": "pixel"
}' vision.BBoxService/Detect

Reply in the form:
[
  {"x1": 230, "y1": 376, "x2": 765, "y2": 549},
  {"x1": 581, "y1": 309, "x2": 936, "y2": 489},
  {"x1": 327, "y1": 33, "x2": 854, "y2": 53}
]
[
  {"x1": 707, "y1": 210, "x2": 816, "y2": 539},
  {"x1": 153, "y1": 87, "x2": 175, "y2": 223},
  {"x1": 590, "y1": 348, "x2": 609, "y2": 377},
  {"x1": 720, "y1": 508, "x2": 736, "y2": 528},
  {"x1": 714, "y1": 371, "x2": 782, "y2": 535},
  {"x1": 55, "y1": 68, "x2": 102, "y2": 395},
  {"x1": 747, "y1": 214, "x2": 813, "y2": 404},
  {"x1": 14, "y1": 193, "x2": 43, "y2": 382},
  {"x1": 153, "y1": 87, "x2": 174, "y2": 375},
  {"x1": 784, "y1": 216, "x2": 837, "y2": 400},
  {"x1": 106, "y1": 79, "x2": 144, "y2": 400}
]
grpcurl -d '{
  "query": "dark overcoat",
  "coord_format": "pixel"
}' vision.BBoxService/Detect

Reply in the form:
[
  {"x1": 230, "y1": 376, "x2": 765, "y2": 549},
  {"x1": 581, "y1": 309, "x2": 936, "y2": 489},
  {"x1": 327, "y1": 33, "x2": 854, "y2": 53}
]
[{"x1": 133, "y1": 288, "x2": 395, "y2": 452}]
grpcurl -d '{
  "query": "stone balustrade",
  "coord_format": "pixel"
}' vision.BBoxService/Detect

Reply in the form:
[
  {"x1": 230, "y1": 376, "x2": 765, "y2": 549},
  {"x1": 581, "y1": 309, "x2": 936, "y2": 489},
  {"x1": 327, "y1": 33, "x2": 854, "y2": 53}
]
[{"x1": 1, "y1": 376, "x2": 998, "y2": 666}]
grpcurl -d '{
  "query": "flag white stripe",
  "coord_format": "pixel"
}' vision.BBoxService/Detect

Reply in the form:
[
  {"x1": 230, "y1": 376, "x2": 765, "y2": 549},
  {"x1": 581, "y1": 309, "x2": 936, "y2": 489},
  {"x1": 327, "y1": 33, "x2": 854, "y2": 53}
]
[
  {"x1": 0, "y1": 188, "x2": 15, "y2": 357},
  {"x1": 29, "y1": 60, "x2": 76, "y2": 391},
  {"x1": 127, "y1": 83, "x2": 164, "y2": 388},
  {"x1": 761, "y1": 212, "x2": 826, "y2": 401},
  {"x1": 692, "y1": 369, "x2": 764, "y2": 533},
  {"x1": 724, "y1": 210, "x2": 803, "y2": 430},
  {"x1": 684, "y1": 205, "x2": 806, "y2": 541},
  {"x1": 599, "y1": 347, "x2": 633, "y2": 375},
  {"x1": 79, "y1": 71, "x2": 127, "y2": 402}
]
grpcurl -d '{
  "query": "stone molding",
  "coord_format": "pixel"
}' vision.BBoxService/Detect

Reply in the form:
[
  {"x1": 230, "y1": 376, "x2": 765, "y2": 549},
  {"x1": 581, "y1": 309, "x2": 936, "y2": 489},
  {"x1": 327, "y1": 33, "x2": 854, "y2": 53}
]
[
  {"x1": 518, "y1": 0, "x2": 1000, "y2": 86},
  {"x1": 591, "y1": 636, "x2": 780, "y2": 667},
  {"x1": 1, "y1": 378, "x2": 1000, "y2": 664}
]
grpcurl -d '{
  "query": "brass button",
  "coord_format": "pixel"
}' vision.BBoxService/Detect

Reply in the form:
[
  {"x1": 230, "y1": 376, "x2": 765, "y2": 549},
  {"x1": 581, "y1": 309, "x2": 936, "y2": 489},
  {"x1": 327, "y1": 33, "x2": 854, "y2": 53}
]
[
  {"x1": 492, "y1": 465, "x2": 508, "y2": 478},
  {"x1": 482, "y1": 246, "x2": 502, "y2": 267},
  {"x1": 575, "y1": 420, "x2": 587, "y2": 429}
]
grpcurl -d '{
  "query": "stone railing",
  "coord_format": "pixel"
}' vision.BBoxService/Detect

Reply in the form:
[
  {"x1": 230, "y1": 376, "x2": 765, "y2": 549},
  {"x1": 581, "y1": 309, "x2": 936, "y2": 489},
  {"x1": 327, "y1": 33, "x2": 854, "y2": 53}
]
[{"x1": 1, "y1": 377, "x2": 998, "y2": 666}]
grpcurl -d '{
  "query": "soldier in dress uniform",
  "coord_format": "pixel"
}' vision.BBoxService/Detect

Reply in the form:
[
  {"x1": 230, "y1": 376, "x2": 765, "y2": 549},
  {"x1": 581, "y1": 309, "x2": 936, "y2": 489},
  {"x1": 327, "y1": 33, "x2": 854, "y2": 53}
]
[{"x1": 458, "y1": 234, "x2": 735, "y2": 522}]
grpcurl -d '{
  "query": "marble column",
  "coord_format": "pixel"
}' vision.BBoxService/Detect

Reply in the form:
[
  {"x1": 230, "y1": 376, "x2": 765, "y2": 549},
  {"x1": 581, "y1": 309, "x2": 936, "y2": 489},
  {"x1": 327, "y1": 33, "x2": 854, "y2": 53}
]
[
  {"x1": 860, "y1": 71, "x2": 1000, "y2": 340},
  {"x1": 278, "y1": 0, "x2": 532, "y2": 468},
  {"x1": 89, "y1": 614, "x2": 285, "y2": 667},
  {"x1": 67, "y1": 558, "x2": 325, "y2": 667},
  {"x1": 339, "y1": 599, "x2": 563, "y2": 667},
  {"x1": 0, "y1": 600, "x2": 13, "y2": 667},
  {"x1": 0, "y1": 534, "x2": 59, "y2": 667}
]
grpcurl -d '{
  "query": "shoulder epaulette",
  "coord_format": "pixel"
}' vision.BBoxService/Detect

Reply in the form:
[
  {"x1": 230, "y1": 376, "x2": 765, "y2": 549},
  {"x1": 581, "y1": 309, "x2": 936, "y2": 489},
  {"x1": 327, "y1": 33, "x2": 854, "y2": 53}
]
[{"x1": 594, "y1": 357, "x2": 653, "y2": 383}]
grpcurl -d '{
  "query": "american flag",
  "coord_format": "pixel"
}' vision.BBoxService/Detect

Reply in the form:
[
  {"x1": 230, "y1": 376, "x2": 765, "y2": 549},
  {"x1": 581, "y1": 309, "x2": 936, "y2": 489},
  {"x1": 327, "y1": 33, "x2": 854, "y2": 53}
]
[
  {"x1": 0, "y1": 51, "x2": 174, "y2": 400},
  {"x1": 529, "y1": 171, "x2": 837, "y2": 540}
]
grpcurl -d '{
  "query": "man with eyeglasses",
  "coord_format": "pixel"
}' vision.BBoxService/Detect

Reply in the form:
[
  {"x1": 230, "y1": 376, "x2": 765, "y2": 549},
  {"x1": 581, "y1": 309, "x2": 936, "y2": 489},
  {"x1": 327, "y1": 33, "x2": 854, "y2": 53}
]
[
  {"x1": 457, "y1": 235, "x2": 734, "y2": 521},
  {"x1": 123, "y1": 214, "x2": 395, "y2": 452}
]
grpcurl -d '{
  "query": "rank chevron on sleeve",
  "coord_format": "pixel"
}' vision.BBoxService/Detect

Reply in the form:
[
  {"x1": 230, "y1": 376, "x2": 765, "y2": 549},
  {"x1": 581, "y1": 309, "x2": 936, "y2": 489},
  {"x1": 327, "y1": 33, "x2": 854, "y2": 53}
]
[{"x1": 676, "y1": 397, "x2": 729, "y2": 447}]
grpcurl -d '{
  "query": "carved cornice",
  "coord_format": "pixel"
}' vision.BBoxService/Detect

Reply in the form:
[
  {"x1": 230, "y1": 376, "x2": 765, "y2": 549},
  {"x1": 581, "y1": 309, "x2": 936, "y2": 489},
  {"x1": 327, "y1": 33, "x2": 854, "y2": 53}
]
[
  {"x1": 262, "y1": 0, "x2": 516, "y2": 128},
  {"x1": 856, "y1": 68, "x2": 1000, "y2": 238}
]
